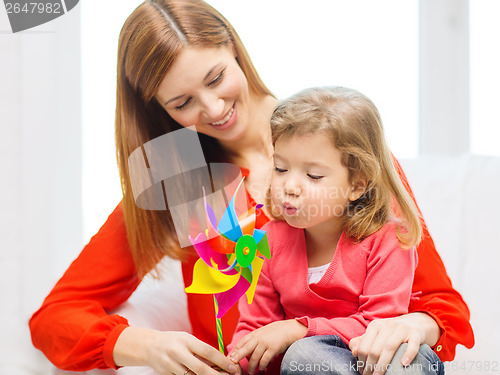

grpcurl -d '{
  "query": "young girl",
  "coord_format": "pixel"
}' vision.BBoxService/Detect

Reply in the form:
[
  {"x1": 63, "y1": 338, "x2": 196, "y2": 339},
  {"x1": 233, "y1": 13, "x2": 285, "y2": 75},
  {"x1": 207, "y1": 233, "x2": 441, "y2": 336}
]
[{"x1": 228, "y1": 87, "x2": 442, "y2": 375}]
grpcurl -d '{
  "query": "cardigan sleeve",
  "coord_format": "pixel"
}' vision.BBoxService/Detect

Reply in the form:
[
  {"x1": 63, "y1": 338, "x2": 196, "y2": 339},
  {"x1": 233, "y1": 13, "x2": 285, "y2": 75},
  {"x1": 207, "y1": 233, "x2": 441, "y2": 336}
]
[
  {"x1": 29, "y1": 203, "x2": 141, "y2": 371},
  {"x1": 296, "y1": 223, "x2": 417, "y2": 345},
  {"x1": 392, "y1": 156, "x2": 475, "y2": 360}
]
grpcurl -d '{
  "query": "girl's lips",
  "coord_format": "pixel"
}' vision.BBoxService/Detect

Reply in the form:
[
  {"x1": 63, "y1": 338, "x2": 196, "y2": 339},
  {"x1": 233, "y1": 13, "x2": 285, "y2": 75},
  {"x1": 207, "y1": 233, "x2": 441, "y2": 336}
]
[
  {"x1": 209, "y1": 103, "x2": 236, "y2": 130},
  {"x1": 282, "y1": 202, "x2": 298, "y2": 215}
]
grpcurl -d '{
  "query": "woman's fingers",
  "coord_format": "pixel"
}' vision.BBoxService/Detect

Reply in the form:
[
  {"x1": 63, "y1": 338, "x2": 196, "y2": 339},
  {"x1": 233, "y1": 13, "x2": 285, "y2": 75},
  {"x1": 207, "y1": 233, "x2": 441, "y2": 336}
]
[
  {"x1": 351, "y1": 316, "x2": 429, "y2": 375},
  {"x1": 352, "y1": 322, "x2": 383, "y2": 374},
  {"x1": 365, "y1": 332, "x2": 404, "y2": 375},
  {"x1": 352, "y1": 319, "x2": 399, "y2": 375},
  {"x1": 127, "y1": 330, "x2": 237, "y2": 375},
  {"x1": 400, "y1": 331, "x2": 422, "y2": 366},
  {"x1": 349, "y1": 336, "x2": 361, "y2": 357},
  {"x1": 188, "y1": 337, "x2": 239, "y2": 375}
]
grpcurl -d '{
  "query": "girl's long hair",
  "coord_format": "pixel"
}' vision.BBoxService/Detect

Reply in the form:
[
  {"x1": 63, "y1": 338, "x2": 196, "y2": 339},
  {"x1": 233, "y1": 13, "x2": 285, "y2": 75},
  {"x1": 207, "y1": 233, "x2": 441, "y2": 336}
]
[
  {"x1": 115, "y1": 0, "x2": 272, "y2": 278},
  {"x1": 268, "y1": 86, "x2": 422, "y2": 248}
]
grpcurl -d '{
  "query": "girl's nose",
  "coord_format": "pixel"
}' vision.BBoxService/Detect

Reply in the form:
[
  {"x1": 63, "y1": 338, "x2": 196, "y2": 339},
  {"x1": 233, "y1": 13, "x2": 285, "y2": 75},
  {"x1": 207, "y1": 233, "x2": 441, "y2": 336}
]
[
  {"x1": 200, "y1": 93, "x2": 225, "y2": 123},
  {"x1": 283, "y1": 175, "x2": 301, "y2": 196}
]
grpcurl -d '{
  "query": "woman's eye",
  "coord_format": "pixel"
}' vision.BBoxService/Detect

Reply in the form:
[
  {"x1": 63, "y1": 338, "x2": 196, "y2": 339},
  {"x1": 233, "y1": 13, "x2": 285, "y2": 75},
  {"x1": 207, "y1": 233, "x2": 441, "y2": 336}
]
[
  {"x1": 208, "y1": 68, "x2": 226, "y2": 86},
  {"x1": 307, "y1": 174, "x2": 324, "y2": 180},
  {"x1": 274, "y1": 167, "x2": 287, "y2": 173},
  {"x1": 175, "y1": 97, "x2": 191, "y2": 110}
]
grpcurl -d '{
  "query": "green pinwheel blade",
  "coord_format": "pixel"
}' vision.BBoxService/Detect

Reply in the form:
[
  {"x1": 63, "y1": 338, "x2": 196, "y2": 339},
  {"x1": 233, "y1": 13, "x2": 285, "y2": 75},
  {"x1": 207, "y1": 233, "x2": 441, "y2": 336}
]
[
  {"x1": 240, "y1": 266, "x2": 253, "y2": 284},
  {"x1": 256, "y1": 233, "x2": 271, "y2": 259}
]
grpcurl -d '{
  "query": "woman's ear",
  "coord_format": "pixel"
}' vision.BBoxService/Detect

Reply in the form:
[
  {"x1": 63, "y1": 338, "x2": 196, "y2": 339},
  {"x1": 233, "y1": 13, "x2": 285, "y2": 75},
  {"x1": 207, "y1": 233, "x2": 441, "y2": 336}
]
[{"x1": 349, "y1": 179, "x2": 367, "y2": 202}]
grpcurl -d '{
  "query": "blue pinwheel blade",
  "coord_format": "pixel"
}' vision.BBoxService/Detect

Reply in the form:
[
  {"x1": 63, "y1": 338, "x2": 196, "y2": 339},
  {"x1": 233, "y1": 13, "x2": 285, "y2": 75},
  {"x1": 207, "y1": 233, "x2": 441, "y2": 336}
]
[
  {"x1": 252, "y1": 228, "x2": 266, "y2": 245},
  {"x1": 217, "y1": 189, "x2": 243, "y2": 242}
]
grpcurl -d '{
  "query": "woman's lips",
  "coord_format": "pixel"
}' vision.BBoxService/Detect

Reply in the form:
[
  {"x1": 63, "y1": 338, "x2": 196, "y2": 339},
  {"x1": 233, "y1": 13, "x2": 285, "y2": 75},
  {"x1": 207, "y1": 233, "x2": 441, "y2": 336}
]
[{"x1": 209, "y1": 103, "x2": 236, "y2": 130}]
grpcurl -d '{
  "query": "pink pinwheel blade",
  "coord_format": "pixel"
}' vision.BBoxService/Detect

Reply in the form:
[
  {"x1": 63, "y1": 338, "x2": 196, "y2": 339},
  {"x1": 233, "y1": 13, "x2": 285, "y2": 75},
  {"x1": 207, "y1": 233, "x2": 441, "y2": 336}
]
[
  {"x1": 190, "y1": 234, "x2": 237, "y2": 275},
  {"x1": 214, "y1": 276, "x2": 251, "y2": 318}
]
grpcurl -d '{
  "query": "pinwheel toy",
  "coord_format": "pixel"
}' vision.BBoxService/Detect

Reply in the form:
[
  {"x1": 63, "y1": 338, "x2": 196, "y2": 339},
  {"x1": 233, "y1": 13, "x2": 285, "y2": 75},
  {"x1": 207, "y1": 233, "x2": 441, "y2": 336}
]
[{"x1": 185, "y1": 178, "x2": 271, "y2": 353}]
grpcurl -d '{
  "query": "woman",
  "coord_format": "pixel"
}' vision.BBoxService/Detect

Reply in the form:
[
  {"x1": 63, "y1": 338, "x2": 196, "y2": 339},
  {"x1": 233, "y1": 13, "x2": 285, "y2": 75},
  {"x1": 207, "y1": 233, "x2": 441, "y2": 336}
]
[{"x1": 29, "y1": 1, "x2": 474, "y2": 374}]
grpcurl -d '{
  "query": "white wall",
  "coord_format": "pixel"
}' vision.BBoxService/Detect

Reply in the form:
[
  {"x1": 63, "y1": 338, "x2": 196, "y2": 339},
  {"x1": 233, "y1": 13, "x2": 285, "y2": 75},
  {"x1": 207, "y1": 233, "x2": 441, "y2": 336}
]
[
  {"x1": 0, "y1": 6, "x2": 82, "y2": 374},
  {"x1": 419, "y1": 0, "x2": 469, "y2": 156},
  {"x1": 81, "y1": 0, "x2": 420, "y2": 240}
]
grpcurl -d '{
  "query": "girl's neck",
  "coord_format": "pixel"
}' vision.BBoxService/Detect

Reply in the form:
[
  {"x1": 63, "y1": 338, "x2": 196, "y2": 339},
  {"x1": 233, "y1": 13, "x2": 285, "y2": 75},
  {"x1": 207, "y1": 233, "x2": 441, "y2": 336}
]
[{"x1": 304, "y1": 221, "x2": 344, "y2": 267}]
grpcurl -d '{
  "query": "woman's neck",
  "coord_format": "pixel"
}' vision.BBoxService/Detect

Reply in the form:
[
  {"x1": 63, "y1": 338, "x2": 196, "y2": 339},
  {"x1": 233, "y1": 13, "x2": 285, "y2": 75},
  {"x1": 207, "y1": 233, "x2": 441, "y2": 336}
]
[{"x1": 220, "y1": 94, "x2": 277, "y2": 166}]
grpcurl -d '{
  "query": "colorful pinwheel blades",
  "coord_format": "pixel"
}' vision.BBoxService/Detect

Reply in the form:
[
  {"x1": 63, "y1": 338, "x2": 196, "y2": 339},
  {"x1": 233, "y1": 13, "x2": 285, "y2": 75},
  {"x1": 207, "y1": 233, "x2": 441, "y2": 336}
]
[{"x1": 185, "y1": 178, "x2": 271, "y2": 319}]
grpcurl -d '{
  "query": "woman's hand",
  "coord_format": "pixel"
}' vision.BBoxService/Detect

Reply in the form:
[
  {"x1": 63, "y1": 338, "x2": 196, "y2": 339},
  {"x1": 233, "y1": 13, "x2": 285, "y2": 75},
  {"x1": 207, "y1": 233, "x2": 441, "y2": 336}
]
[
  {"x1": 349, "y1": 313, "x2": 440, "y2": 375},
  {"x1": 114, "y1": 327, "x2": 239, "y2": 375},
  {"x1": 228, "y1": 320, "x2": 307, "y2": 375}
]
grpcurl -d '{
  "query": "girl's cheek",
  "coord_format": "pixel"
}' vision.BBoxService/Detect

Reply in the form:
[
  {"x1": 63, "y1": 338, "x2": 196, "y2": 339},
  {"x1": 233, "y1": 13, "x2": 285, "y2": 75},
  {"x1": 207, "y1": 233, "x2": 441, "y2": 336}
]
[{"x1": 270, "y1": 185, "x2": 284, "y2": 202}]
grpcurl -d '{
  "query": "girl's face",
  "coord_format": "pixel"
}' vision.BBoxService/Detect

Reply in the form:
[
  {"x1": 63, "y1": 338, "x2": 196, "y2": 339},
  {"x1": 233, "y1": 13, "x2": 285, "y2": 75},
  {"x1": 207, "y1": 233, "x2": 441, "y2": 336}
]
[
  {"x1": 271, "y1": 133, "x2": 363, "y2": 233},
  {"x1": 155, "y1": 46, "x2": 252, "y2": 144}
]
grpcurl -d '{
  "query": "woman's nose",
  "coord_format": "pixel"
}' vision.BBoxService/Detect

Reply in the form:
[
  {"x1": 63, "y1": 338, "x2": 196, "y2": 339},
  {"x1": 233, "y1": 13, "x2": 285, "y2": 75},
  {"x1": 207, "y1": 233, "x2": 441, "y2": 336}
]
[{"x1": 199, "y1": 93, "x2": 225, "y2": 122}]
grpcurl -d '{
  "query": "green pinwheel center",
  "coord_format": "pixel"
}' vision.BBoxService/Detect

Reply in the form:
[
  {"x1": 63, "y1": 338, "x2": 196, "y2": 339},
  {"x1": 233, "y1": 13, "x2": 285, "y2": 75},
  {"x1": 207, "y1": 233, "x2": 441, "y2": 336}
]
[{"x1": 235, "y1": 234, "x2": 257, "y2": 268}]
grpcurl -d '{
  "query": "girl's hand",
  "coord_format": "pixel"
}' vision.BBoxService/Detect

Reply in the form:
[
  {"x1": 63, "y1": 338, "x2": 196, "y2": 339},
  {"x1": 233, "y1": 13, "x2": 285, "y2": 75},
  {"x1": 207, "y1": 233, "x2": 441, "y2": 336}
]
[
  {"x1": 349, "y1": 313, "x2": 440, "y2": 375},
  {"x1": 114, "y1": 327, "x2": 239, "y2": 375},
  {"x1": 228, "y1": 320, "x2": 307, "y2": 375}
]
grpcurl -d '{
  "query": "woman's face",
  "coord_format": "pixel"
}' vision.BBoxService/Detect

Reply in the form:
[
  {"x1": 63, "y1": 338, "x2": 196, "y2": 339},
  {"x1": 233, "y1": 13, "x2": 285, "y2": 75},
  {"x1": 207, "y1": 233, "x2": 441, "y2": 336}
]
[{"x1": 155, "y1": 46, "x2": 252, "y2": 143}]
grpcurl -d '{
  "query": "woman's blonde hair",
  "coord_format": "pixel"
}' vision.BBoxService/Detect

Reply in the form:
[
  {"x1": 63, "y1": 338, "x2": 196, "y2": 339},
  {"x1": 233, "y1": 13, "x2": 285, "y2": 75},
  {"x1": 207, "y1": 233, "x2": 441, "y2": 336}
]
[
  {"x1": 268, "y1": 86, "x2": 421, "y2": 248},
  {"x1": 115, "y1": 0, "x2": 272, "y2": 277}
]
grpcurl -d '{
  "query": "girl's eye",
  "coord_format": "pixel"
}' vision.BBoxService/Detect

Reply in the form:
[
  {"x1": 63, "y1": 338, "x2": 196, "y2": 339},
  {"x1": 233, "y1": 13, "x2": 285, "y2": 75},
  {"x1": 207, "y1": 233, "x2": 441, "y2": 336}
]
[
  {"x1": 274, "y1": 167, "x2": 287, "y2": 173},
  {"x1": 175, "y1": 97, "x2": 191, "y2": 110},
  {"x1": 307, "y1": 174, "x2": 324, "y2": 180},
  {"x1": 208, "y1": 68, "x2": 226, "y2": 86}
]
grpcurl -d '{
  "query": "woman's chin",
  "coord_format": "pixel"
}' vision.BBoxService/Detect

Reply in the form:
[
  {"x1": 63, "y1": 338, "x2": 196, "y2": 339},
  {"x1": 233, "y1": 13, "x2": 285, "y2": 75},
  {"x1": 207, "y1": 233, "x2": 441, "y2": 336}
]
[{"x1": 213, "y1": 122, "x2": 249, "y2": 144}]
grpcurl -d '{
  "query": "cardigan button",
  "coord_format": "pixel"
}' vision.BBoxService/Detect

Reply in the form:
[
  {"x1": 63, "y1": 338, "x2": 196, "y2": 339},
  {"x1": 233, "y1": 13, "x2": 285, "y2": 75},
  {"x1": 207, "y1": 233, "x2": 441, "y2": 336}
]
[{"x1": 436, "y1": 345, "x2": 443, "y2": 352}]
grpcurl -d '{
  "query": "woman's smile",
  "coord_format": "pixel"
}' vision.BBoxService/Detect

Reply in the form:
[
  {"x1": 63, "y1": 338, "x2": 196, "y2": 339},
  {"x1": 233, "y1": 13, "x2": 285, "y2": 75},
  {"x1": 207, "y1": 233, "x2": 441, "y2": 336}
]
[{"x1": 208, "y1": 102, "x2": 236, "y2": 129}]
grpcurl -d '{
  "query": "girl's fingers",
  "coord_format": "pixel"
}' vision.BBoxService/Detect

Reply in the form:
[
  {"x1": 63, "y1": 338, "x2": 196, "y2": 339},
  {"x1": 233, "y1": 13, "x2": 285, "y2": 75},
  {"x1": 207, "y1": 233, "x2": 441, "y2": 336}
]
[
  {"x1": 232, "y1": 332, "x2": 254, "y2": 352},
  {"x1": 229, "y1": 335, "x2": 254, "y2": 363},
  {"x1": 247, "y1": 344, "x2": 266, "y2": 375},
  {"x1": 258, "y1": 349, "x2": 276, "y2": 371}
]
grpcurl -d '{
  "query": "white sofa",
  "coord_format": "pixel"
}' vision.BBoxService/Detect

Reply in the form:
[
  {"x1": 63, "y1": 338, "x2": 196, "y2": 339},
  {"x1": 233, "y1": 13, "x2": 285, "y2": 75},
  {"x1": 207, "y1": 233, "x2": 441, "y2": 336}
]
[
  {"x1": 37, "y1": 155, "x2": 500, "y2": 374},
  {"x1": 399, "y1": 155, "x2": 499, "y2": 371}
]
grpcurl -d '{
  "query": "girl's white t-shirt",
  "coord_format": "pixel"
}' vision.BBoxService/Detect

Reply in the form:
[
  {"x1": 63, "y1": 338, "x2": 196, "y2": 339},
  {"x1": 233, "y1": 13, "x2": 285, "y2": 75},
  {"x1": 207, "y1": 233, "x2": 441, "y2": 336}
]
[{"x1": 307, "y1": 263, "x2": 331, "y2": 284}]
